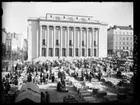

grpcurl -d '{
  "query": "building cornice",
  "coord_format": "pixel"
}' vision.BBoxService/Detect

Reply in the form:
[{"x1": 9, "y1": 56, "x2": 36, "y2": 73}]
[{"x1": 28, "y1": 18, "x2": 108, "y2": 26}]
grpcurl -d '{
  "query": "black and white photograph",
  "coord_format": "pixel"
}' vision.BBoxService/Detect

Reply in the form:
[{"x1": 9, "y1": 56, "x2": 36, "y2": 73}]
[{"x1": 2, "y1": 2, "x2": 134, "y2": 104}]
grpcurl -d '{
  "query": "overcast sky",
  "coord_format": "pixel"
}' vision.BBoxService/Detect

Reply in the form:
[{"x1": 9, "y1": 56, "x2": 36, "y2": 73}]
[{"x1": 2, "y1": 2, "x2": 133, "y2": 39}]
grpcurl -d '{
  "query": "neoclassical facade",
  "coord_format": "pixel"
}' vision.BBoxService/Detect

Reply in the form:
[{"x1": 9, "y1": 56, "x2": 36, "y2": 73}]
[{"x1": 27, "y1": 13, "x2": 108, "y2": 61}]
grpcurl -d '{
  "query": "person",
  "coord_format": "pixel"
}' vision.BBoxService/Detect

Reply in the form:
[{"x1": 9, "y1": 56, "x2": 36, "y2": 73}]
[
  {"x1": 41, "y1": 92, "x2": 45, "y2": 103},
  {"x1": 27, "y1": 72, "x2": 32, "y2": 82},
  {"x1": 45, "y1": 91, "x2": 50, "y2": 103},
  {"x1": 57, "y1": 79, "x2": 68, "y2": 92},
  {"x1": 51, "y1": 72, "x2": 55, "y2": 83}
]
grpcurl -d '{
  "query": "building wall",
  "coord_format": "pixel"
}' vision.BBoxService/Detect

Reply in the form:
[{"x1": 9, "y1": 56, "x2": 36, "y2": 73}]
[
  {"x1": 28, "y1": 15, "x2": 108, "y2": 60},
  {"x1": 107, "y1": 26, "x2": 133, "y2": 56},
  {"x1": 28, "y1": 20, "x2": 40, "y2": 61},
  {"x1": 2, "y1": 30, "x2": 7, "y2": 44},
  {"x1": 99, "y1": 25, "x2": 107, "y2": 57}
]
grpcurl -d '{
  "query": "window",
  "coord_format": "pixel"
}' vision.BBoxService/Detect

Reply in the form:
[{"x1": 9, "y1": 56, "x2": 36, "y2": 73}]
[
  {"x1": 88, "y1": 18, "x2": 90, "y2": 20},
  {"x1": 49, "y1": 48, "x2": 53, "y2": 56},
  {"x1": 82, "y1": 48, "x2": 85, "y2": 56},
  {"x1": 120, "y1": 37, "x2": 121, "y2": 40},
  {"x1": 127, "y1": 37, "x2": 129, "y2": 40},
  {"x1": 82, "y1": 41, "x2": 84, "y2": 46},
  {"x1": 69, "y1": 40, "x2": 72, "y2": 46},
  {"x1": 119, "y1": 46, "x2": 121, "y2": 49},
  {"x1": 127, "y1": 47, "x2": 129, "y2": 50},
  {"x1": 76, "y1": 17, "x2": 78, "y2": 19},
  {"x1": 69, "y1": 48, "x2": 72, "y2": 56},
  {"x1": 116, "y1": 46, "x2": 117, "y2": 49},
  {"x1": 120, "y1": 42, "x2": 121, "y2": 45},
  {"x1": 42, "y1": 39, "x2": 45, "y2": 45},
  {"x1": 50, "y1": 15, "x2": 52, "y2": 18},
  {"x1": 75, "y1": 48, "x2": 78, "y2": 56},
  {"x1": 94, "y1": 48, "x2": 96, "y2": 56},
  {"x1": 123, "y1": 42, "x2": 125, "y2": 45},
  {"x1": 94, "y1": 41, "x2": 96, "y2": 46},
  {"x1": 120, "y1": 32, "x2": 121, "y2": 35},
  {"x1": 88, "y1": 49, "x2": 91, "y2": 56},
  {"x1": 123, "y1": 47, "x2": 125, "y2": 50},
  {"x1": 123, "y1": 37, "x2": 125, "y2": 40},
  {"x1": 56, "y1": 40, "x2": 59, "y2": 45},
  {"x1": 42, "y1": 48, "x2": 46, "y2": 56},
  {"x1": 116, "y1": 37, "x2": 118, "y2": 40},
  {"x1": 127, "y1": 32, "x2": 129, "y2": 35},
  {"x1": 123, "y1": 32, "x2": 125, "y2": 35},
  {"x1": 63, "y1": 16, "x2": 65, "y2": 18},
  {"x1": 130, "y1": 37, "x2": 132, "y2": 40},
  {"x1": 55, "y1": 48, "x2": 59, "y2": 56},
  {"x1": 116, "y1": 42, "x2": 118, "y2": 45},
  {"x1": 62, "y1": 48, "x2": 66, "y2": 56}
]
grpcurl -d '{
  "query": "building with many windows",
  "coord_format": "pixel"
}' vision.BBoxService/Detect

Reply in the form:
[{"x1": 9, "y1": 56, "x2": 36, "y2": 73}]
[
  {"x1": 27, "y1": 13, "x2": 108, "y2": 61},
  {"x1": 107, "y1": 25, "x2": 133, "y2": 57}
]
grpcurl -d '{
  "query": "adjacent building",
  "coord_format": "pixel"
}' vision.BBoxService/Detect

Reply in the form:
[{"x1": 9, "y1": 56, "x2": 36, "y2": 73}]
[
  {"x1": 27, "y1": 13, "x2": 108, "y2": 61},
  {"x1": 2, "y1": 28, "x2": 8, "y2": 44},
  {"x1": 107, "y1": 25, "x2": 133, "y2": 57}
]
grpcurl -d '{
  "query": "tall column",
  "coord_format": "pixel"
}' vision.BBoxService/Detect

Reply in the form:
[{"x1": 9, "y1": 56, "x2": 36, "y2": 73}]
[
  {"x1": 86, "y1": 28, "x2": 88, "y2": 57},
  {"x1": 67, "y1": 27, "x2": 69, "y2": 57},
  {"x1": 85, "y1": 28, "x2": 87, "y2": 57},
  {"x1": 92, "y1": 28, "x2": 94, "y2": 57},
  {"x1": 77, "y1": 28, "x2": 79, "y2": 57},
  {"x1": 94, "y1": 28, "x2": 97, "y2": 57},
  {"x1": 37, "y1": 29, "x2": 38, "y2": 58},
  {"x1": 40, "y1": 25, "x2": 42, "y2": 57},
  {"x1": 79, "y1": 27, "x2": 82, "y2": 57},
  {"x1": 60, "y1": 26, "x2": 62, "y2": 57},
  {"x1": 47, "y1": 26, "x2": 49, "y2": 57},
  {"x1": 97, "y1": 28, "x2": 99, "y2": 57},
  {"x1": 45, "y1": 26, "x2": 47, "y2": 57},
  {"x1": 73, "y1": 27, "x2": 75, "y2": 57},
  {"x1": 53, "y1": 26, "x2": 56, "y2": 57}
]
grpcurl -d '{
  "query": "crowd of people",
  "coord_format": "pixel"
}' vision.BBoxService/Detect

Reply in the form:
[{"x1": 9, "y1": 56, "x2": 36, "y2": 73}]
[{"x1": 2, "y1": 57, "x2": 134, "y2": 103}]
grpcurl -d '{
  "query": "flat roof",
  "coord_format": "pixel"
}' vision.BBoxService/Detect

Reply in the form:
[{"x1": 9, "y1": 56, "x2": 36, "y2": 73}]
[
  {"x1": 27, "y1": 18, "x2": 108, "y2": 26},
  {"x1": 46, "y1": 13, "x2": 93, "y2": 18}
]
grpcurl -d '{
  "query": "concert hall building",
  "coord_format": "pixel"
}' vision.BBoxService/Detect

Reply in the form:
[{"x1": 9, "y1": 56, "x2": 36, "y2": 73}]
[{"x1": 27, "y1": 13, "x2": 108, "y2": 61}]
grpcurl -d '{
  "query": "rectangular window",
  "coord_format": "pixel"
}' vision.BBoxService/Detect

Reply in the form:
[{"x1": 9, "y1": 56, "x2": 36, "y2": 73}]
[
  {"x1": 116, "y1": 42, "x2": 117, "y2": 45},
  {"x1": 123, "y1": 37, "x2": 125, "y2": 40},
  {"x1": 82, "y1": 41, "x2": 84, "y2": 46},
  {"x1": 88, "y1": 49, "x2": 90, "y2": 56},
  {"x1": 94, "y1": 49, "x2": 96, "y2": 56},
  {"x1": 127, "y1": 37, "x2": 129, "y2": 40},
  {"x1": 42, "y1": 39, "x2": 45, "y2": 45},
  {"x1": 69, "y1": 48, "x2": 72, "y2": 56},
  {"x1": 69, "y1": 40, "x2": 72, "y2": 46},
  {"x1": 75, "y1": 48, "x2": 78, "y2": 56},
  {"x1": 49, "y1": 48, "x2": 53, "y2": 56},
  {"x1": 123, "y1": 42, "x2": 125, "y2": 45},
  {"x1": 82, "y1": 48, "x2": 85, "y2": 56},
  {"x1": 55, "y1": 48, "x2": 59, "y2": 56},
  {"x1": 123, "y1": 47, "x2": 125, "y2": 50},
  {"x1": 94, "y1": 41, "x2": 96, "y2": 46},
  {"x1": 56, "y1": 40, "x2": 59, "y2": 45},
  {"x1": 62, "y1": 48, "x2": 66, "y2": 56},
  {"x1": 116, "y1": 46, "x2": 117, "y2": 49},
  {"x1": 42, "y1": 48, "x2": 46, "y2": 56}
]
